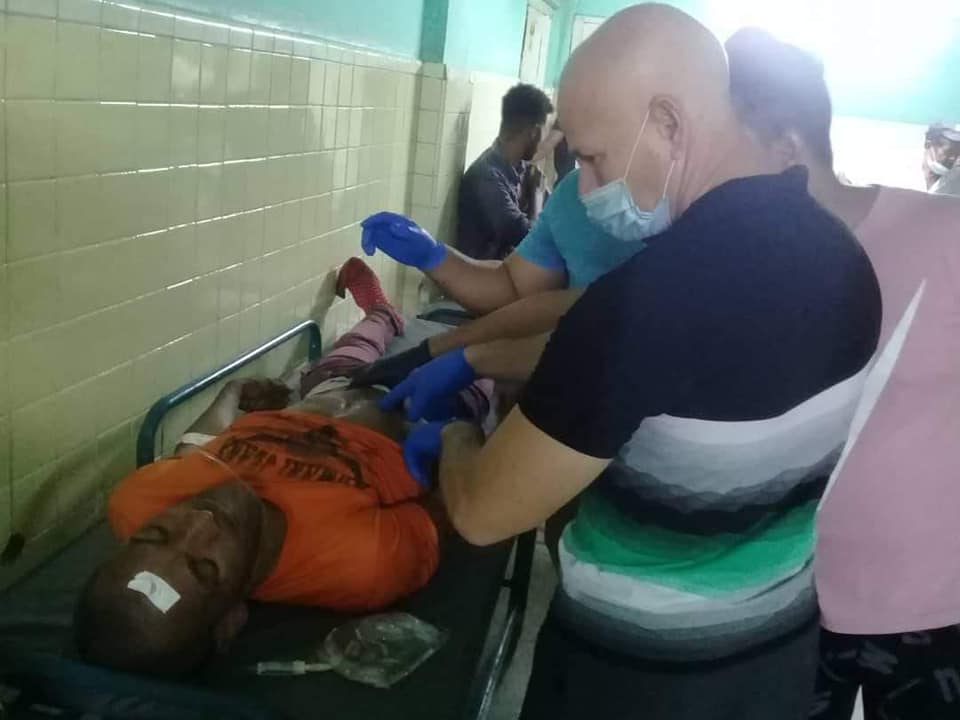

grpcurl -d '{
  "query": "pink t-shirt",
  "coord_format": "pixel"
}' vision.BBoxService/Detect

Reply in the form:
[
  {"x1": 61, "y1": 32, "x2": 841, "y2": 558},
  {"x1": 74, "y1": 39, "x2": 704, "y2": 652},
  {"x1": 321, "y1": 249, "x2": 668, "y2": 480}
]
[{"x1": 816, "y1": 187, "x2": 960, "y2": 634}]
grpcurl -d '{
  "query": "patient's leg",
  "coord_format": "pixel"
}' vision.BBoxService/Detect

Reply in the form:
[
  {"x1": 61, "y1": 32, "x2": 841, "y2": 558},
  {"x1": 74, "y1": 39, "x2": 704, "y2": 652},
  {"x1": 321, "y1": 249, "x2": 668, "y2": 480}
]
[
  {"x1": 300, "y1": 306, "x2": 399, "y2": 391},
  {"x1": 301, "y1": 258, "x2": 493, "y2": 421},
  {"x1": 300, "y1": 258, "x2": 403, "y2": 395}
]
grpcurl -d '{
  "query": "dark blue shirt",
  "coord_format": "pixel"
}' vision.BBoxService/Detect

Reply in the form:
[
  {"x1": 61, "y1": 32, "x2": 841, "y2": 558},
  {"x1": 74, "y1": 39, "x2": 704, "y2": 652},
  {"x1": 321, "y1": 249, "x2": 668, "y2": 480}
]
[
  {"x1": 523, "y1": 166, "x2": 881, "y2": 458},
  {"x1": 519, "y1": 167, "x2": 881, "y2": 661},
  {"x1": 456, "y1": 142, "x2": 531, "y2": 260}
]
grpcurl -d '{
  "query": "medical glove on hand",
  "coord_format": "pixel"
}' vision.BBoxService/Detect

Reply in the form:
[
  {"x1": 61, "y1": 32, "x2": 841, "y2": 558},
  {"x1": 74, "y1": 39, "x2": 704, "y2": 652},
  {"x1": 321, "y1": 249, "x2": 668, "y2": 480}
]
[
  {"x1": 350, "y1": 340, "x2": 433, "y2": 389},
  {"x1": 360, "y1": 211, "x2": 447, "y2": 271},
  {"x1": 379, "y1": 349, "x2": 477, "y2": 422},
  {"x1": 403, "y1": 421, "x2": 450, "y2": 488}
]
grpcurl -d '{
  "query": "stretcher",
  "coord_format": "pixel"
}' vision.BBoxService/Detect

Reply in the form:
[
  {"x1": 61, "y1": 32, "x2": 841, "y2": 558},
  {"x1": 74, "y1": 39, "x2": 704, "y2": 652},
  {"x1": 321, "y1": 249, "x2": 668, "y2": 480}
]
[{"x1": 0, "y1": 312, "x2": 535, "y2": 720}]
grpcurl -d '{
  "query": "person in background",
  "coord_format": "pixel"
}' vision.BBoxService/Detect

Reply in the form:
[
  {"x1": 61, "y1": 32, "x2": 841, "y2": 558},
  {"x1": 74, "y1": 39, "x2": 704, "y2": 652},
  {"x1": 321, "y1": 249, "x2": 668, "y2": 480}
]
[
  {"x1": 455, "y1": 84, "x2": 554, "y2": 261},
  {"x1": 408, "y1": 7, "x2": 879, "y2": 718},
  {"x1": 922, "y1": 122, "x2": 960, "y2": 192},
  {"x1": 726, "y1": 27, "x2": 960, "y2": 720}
]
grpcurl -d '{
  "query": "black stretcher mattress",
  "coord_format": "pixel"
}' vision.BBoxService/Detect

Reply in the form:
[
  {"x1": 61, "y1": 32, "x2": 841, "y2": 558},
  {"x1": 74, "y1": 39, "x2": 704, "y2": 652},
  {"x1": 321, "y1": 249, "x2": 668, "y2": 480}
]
[{"x1": 0, "y1": 521, "x2": 514, "y2": 719}]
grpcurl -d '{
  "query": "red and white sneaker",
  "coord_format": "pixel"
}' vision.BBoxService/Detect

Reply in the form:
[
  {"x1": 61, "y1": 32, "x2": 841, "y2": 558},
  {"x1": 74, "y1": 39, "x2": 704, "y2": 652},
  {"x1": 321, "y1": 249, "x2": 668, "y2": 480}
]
[{"x1": 336, "y1": 257, "x2": 404, "y2": 334}]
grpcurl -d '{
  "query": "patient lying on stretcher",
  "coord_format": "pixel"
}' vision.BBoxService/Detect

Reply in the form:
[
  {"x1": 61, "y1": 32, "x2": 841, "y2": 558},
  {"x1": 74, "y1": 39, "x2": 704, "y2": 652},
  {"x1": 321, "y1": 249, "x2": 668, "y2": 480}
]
[{"x1": 74, "y1": 259, "x2": 489, "y2": 677}]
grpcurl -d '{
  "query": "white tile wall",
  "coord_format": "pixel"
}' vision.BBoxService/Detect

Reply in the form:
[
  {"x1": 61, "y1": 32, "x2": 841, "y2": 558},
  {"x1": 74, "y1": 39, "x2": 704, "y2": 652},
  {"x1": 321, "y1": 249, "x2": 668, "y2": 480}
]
[
  {"x1": 410, "y1": 77, "x2": 473, "y2": 249},
  {"x1": 0, "y1": 0, "x2": 431, "y2": 587}
]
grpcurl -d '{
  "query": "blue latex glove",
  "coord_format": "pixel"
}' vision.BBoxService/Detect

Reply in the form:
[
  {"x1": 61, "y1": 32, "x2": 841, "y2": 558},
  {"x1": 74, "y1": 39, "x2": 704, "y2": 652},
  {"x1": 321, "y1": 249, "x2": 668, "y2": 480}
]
[
  {"x1": 379, "y1": 349, "x2": 477, "y2": 422},
  {"x1": 361, "y1": 211, "x2": 448, "y2": 271},
  {"x1": 403, "y1": 421, "x2": 450, "y2": 488}
]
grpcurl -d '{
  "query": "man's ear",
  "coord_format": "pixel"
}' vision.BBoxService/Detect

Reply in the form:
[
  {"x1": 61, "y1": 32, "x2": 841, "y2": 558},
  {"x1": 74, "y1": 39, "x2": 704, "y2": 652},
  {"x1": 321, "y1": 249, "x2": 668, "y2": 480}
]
[
  {"x1": 212, "y1": 601, "x2": 248, "y2": 653},
  {"x1": 648, "y1": 95, "x2": 682, "y2": 158},
  {"x1": 772, "y1": 130, "x2": 803, "y2": 170}
]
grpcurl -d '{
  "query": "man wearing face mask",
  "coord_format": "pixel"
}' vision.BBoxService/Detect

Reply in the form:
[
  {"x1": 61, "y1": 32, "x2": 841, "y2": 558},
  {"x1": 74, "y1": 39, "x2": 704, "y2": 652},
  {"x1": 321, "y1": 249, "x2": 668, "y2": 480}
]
[
  {"x1": 395, "y1": 6, "x2": 880, "y2": 719},
  {"x1": 922, "y1": 123, "x2": 960, "y2": 192},
  {"x1": 371, "y1": 95, "x2": 680, "y2": 421},
  {"x1": 454, "y1": 84, "x2": 554, "y2": 261}
]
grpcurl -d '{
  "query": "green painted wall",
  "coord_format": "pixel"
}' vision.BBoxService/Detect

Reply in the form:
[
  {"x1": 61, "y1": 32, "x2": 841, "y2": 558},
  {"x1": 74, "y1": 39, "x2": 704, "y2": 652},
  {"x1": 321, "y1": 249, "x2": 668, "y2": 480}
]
[
  {"x1": 444, "y1": 0, "x2": 527, "y2": 76},
  {"x1": 545, "y1": 0, "x2": 960, "y2": 125},
  {"x1": 420, "y1": 0, "x2": 450, "y2": 63},
  {"x1": 159, "y1": 0, "x2": 426, "y2": 57},
  {"x1": 164, "y1": 0, "x2": 529, "y2": 78}
]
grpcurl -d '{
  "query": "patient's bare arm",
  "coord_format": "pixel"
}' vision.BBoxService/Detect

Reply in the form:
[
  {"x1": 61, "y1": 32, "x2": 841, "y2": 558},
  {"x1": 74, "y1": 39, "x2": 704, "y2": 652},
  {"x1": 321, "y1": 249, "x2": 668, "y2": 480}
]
[{"x1": 175, "y1": 380, "x2": 292, "y2": 456}]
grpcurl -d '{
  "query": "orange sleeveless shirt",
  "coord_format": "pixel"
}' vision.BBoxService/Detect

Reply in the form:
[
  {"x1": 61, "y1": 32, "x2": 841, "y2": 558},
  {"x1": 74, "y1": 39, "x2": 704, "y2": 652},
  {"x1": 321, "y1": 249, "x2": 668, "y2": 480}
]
[{"x1": 108, "y1": 411, "x2": 438, "y2": 611}]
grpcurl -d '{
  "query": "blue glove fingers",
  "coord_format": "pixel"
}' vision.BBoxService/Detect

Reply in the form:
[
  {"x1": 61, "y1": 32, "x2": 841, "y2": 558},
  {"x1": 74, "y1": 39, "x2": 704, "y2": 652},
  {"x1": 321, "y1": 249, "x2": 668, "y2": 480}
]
[
  {"x1": 402, "y1": 421, "x2": 448, "y2": 488},
  {"x1": 361, "y1": 210, "x2": 404, "y2": 229},
  {"x1": 378, "y1": 375, "x2": 414, "y2": 411},
  {"x1": 407, "y1": 387, "x2": 433, "y2": 423},
  {"x1": 403, "y1": 441, "x2": 431, "y2": 488},
  {"x1": 389, "y1": 218, "x2": 417, "y2": 240},
  {"x1": 360, "y1": 224, "x2": 377, "y2": 256}
]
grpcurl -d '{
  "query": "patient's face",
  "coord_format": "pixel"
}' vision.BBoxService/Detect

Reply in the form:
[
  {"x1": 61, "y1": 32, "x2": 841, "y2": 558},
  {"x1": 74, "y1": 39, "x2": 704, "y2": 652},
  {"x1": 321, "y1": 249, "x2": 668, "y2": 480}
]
[{"x1": 98, "y1": 481, "x2": 263, "y2": 650}]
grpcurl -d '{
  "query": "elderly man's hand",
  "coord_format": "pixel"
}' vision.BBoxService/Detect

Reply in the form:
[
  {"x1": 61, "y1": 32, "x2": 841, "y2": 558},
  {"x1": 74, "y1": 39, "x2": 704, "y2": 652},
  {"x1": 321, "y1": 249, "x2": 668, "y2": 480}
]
[
  {"x1": 379, "y1": 349, "x2": 477, "y2": 422},
  {"x1": 360, "y1": 211, "x2": 448, "y2": 271},
  {"x1": 236, "y1": 379, "x2": 292, "y2": 412}
]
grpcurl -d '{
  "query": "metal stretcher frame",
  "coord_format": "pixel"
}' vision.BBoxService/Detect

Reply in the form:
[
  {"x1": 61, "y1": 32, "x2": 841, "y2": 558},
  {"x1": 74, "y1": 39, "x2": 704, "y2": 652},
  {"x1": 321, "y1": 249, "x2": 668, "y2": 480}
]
[
  {"x1": 136, "y1": 319, "x2": 323, "y2": 467},
  {"x1": 133, "y1": 316, "x2": 535, "y2": 720}
]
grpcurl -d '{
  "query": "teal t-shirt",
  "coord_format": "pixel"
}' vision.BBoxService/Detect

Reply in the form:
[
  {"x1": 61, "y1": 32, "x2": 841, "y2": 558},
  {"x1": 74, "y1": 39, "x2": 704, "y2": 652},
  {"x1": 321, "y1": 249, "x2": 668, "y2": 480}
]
[{"x1": 515, "y1": 170, "x2": 648, "y2": 288}]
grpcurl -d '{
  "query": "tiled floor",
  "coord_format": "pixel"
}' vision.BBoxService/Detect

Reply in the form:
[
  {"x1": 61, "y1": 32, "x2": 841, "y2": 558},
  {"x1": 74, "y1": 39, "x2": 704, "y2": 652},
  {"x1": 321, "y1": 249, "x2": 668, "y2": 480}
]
[
  {"x1": 487, "y1": 542, "x2": 867, "y2": 720},
  {"x1": 488, "y1": 542, "x2": 556, "y2": 720}
]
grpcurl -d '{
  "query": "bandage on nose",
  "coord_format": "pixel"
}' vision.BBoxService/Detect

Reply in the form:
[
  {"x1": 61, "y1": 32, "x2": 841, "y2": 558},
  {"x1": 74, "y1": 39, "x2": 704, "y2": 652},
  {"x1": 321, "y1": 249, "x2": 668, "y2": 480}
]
[{"x1": 127, "y1": 571, "x2": 181, "y2": 613}]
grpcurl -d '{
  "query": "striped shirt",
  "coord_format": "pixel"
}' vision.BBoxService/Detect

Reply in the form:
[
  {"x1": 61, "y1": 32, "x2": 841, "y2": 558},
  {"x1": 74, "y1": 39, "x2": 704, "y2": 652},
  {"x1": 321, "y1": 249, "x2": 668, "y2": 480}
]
[{"x1": 521, "y1": 168, "x2": 881, "y2": 662}]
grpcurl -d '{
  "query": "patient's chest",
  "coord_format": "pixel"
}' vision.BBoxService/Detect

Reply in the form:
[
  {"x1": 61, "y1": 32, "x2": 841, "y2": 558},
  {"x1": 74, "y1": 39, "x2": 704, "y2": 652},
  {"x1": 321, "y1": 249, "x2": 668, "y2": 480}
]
[
  {"x1": 295, "y1": 386, "x2": 409, "y2": 442},
  {"x1": 219, "y1": 410, "x2": 420, "y2": 506}
]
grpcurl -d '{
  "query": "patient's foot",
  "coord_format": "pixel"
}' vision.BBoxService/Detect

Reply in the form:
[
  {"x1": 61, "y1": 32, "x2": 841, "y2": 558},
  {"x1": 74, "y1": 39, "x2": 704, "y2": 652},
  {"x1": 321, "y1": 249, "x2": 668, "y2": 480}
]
[{"x1": 337, "y1": 257, "x2": 404, "y2": 334}]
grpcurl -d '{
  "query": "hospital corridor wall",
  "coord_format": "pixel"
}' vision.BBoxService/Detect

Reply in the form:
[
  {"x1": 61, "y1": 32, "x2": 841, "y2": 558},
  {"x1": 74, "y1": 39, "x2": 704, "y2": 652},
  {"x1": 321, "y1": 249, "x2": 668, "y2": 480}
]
[{"x1": 0, "y1": 0, "x2": 534, "y2": 589}]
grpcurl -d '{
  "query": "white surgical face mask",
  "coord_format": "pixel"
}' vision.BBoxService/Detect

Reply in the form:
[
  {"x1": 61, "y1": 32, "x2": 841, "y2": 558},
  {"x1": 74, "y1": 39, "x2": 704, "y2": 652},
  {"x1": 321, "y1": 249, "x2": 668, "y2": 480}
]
[
  {"x1": 582, "y1": 110, "x2": 676, "y2": 242},
  {"x1": 927, "y1": 149, "x2": 951, "y2": 177}
]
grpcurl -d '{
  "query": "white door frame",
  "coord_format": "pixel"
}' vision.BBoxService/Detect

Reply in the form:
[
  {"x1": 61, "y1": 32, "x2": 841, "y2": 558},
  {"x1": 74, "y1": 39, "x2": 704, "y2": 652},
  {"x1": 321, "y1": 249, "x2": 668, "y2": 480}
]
[
  {"x1": 570, "y1": 14, "x2": 605, "y2": 53},
  {"x1": 520, "y1": 1, "x2": 554, "y2": 86}
]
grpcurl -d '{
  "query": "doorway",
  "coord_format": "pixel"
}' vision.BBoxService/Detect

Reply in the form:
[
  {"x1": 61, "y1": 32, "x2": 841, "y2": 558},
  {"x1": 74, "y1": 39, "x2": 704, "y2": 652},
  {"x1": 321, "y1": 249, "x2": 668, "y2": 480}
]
[{"x1": 520, "y1": 1, "x2": 554, "y2": 86}]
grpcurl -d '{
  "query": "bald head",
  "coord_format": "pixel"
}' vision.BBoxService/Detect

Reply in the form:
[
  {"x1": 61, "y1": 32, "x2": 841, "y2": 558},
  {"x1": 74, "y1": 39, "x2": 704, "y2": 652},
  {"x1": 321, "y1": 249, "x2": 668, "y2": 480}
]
[
  {"x1": 559, "y1": 3, "x2": 761, "y2": 218},
  {"x1": 563, "y1": 3, "x2": 729, "y2": 113}
]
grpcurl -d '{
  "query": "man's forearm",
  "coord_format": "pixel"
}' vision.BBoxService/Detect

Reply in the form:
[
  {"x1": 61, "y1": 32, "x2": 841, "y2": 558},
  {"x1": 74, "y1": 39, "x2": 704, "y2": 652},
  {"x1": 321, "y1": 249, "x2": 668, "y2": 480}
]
[
  {"x1": 464, "y1": 333, "x2": 551, "y2": 382},
  {"x1": 438, "y1": 421, "x2": 486, "y2": 542},
  {"x1": 429, "y1": 289, "x2": 581, "y2": 357},
  {"x1": 427, "y1": 249, "x2": 522, "y2": 314}
]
